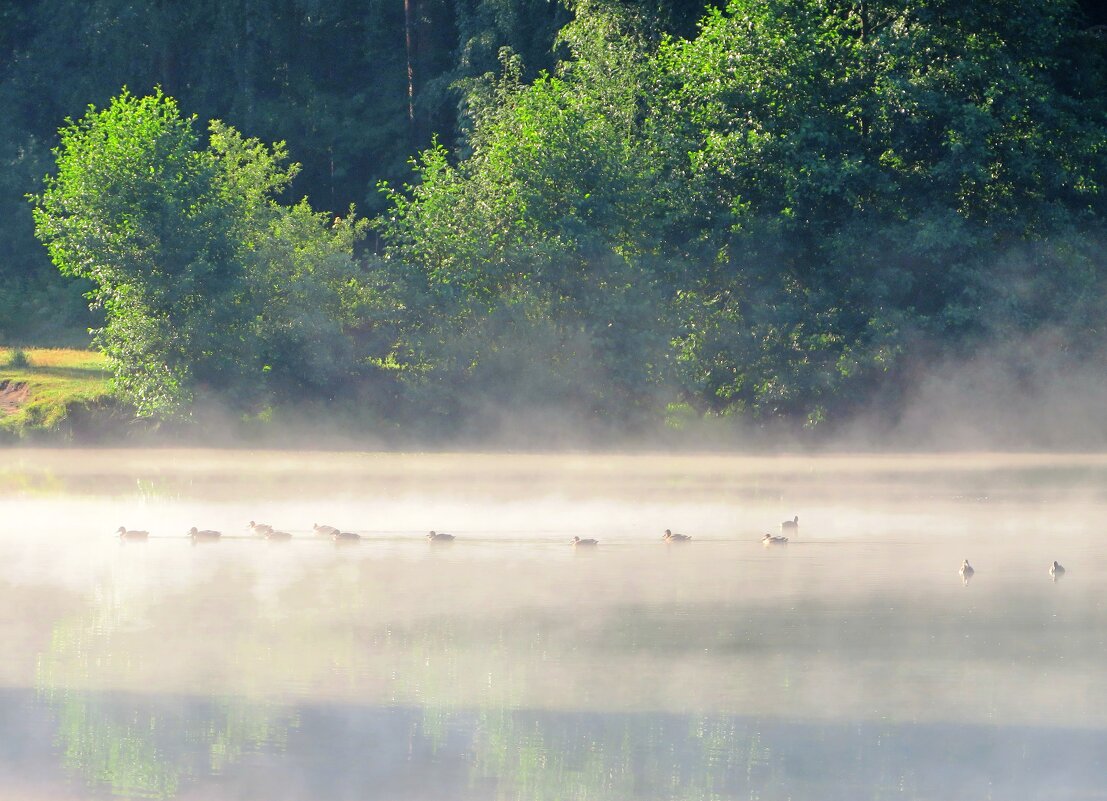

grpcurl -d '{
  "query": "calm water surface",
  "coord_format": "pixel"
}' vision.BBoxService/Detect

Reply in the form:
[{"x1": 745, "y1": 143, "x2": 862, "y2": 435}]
[{"x1": 1, "y1": 450, "x2": 1106, "y2": 800}]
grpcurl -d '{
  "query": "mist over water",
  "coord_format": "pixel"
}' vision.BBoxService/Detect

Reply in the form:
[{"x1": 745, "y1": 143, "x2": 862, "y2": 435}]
[{"x1": 2, "y1": 450, "x2": 1106, "y2": 800}]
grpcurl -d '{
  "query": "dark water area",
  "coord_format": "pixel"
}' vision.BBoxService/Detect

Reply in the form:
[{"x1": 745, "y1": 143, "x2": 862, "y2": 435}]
[
  {"x1": 5, "y1": 689, "x2": 1105, "y2": 801},
  {"x1": 2, "y1": 451, "x2": 1107, "y2": 799}
]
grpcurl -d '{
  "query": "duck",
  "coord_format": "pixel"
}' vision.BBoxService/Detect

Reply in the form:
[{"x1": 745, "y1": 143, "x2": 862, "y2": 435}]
[
  {"x1": 571, "y1": 536, "x2": 599, "y2": 547},
  {"x1": 662, "y1": 529, "x2": 691, "y2": 542},
  {"x1": 1050, "y1": 560, "x2": 1065, "y2": 580},
  {"x1": 265, "y1": 529, "x2": 293, "y2": 541},
  {"x1": 313, "y1": 523, "x2": 340, "y2": 537},
  {"x1": 762, "y1": 533, "x2": 788, "y2": 545},
  {"x1": 116, "y1": 526, "x2": 149, "y2": 540},
  {"x1": 188, "y1": 527, "x2": 221, "y2": 541},
  {"x1": 781, "y1": 516, "x2": 799, "y2": 534},
  {"x1": 247, "y1": 521, "x2": 274, "y2": 537},
  {"x1": 959, "y1": 560, "x2": 974, "y2": 581},
  {"x1": 332, "y1": 530, "x2": 361, "y2": 542},
  {"x1": 427, "y1": 530, "x2": 455, "y2": 542}
]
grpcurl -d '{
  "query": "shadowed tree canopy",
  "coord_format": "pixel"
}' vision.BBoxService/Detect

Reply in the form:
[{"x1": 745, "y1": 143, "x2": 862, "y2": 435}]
[{"x1": 378, "y1": 0, "x2": 1107, "y2": 430}]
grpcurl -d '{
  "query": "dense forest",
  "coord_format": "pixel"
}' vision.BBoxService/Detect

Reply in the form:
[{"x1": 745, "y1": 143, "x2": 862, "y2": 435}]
[{"x1": 6, "y1": 0, "x2": 1107, "y2": 441}]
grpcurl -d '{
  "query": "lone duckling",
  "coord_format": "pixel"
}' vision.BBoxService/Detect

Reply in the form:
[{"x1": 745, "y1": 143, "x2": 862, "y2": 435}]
[
  {"x1": 117, "y1": 526, "x2": 149, "y2": 540},
  {"x1": 781, "y1": 516, "x2": 799, "y2": 534},
  {"x1": 1050, "y1": 560, "x2": 1066, "y2": 580},
  {"x1": 762, "y1": 533, "x2": 788, "y2": 546},
  {"x1": 265, "y1": 529, "x2": 293, "y2": 541},
  {"x1": 663, "y1": 529, "x2": 692, "y2": 542},
  {"x1": 248, "y1": 521, "x2": 274, "y2": 537},
  {"x1": 188, "y1": 527, "x2": 221, "y2": 541},
  {"x1": 959, "y1": 560, "x2": 974, "y2": 583},
  {"x1": 427, "y1": 530, "x2": 455, "y2": 542},
  {"x1": 571, "y1": 536, "x2": 599, "y2": 547},
  {"x1": 313, "y1": 523, "x2": 340, "y2": 537},
  {"x1": 332, "y1": 530, "x2": 361, "y2": 543}
]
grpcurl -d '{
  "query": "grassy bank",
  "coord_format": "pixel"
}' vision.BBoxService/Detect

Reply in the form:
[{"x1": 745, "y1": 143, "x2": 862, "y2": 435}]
[{"x1": 0, "y1": 347, "x2": 116, "y2": 438}]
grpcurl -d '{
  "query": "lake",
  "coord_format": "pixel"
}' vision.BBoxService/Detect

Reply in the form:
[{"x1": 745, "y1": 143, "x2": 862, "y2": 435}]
[{"x1": 2, "y1": 450, "x2": 1105, "y2": 800}]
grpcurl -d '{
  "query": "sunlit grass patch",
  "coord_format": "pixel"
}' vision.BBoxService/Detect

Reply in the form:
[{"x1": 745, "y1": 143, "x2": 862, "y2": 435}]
[
  {"x1": 0, "y1": 347, "x2": 112, "y2": 433},
  {"x1": 2, "y1": 346, "x2": 107, "y2": 371}
]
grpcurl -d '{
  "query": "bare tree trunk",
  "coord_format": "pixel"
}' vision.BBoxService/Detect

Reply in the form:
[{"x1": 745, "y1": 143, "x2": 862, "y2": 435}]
[
  {"x1": 156, "y1": 0, "x2": 179, "y2": 94},
  {"x1": 404, "y1": 0, "x2": 416, "y2": 131},
  {"x1": 858, "y1": 0, "x2": 869, "y2": 139}
]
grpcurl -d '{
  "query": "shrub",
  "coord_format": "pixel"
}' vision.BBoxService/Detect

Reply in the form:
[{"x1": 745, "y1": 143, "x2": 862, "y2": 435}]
[{"x1": 7, "y1": 348, "x2": 30, "y2": 368}]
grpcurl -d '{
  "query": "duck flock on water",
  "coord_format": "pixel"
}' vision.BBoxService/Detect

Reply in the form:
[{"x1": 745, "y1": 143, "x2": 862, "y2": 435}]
[{"x1": 115, "y1": 516, "x2": 1067, "y2": 581}]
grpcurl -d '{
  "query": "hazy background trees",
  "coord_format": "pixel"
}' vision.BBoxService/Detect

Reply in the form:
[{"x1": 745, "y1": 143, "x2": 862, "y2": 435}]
[
  {"x1": 377, "y1": 0, "x2": 1107, "y2": 432},
  {"x1": 10, "y1": 0, "x2": 1107, "y2": 438}
]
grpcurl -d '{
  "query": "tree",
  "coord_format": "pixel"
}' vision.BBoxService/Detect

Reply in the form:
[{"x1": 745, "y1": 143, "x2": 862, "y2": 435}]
[
  {"x1": 377, "y1": 4, "x2": 683, "y2": 430},
  {"x1": 656, "y1": 0, "x2": 1107, "y2": 423},
  {"x1": 32, "y1": 89, "x2": 368, "y2": 419},
  {"x1": 380, "y1": 0, "x2": 1107, "y2": 432}
]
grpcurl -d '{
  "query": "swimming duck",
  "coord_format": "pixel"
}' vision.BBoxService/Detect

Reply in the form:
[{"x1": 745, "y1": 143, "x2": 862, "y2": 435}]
[
  {"x1": 762, "y1": 533, "x2": 788, "y2": 545},
  {"x1": 188, "y1": 527, "x2": 221, "y2": 541},
  {"x1": 662, "y1": 529, "x2": 691, "y2": 542},
  {"x1": 247, "y1": 521, "x2": 274, "y2": 537},
  {"x1": 1050, "y1": 560, "x2": 1065, "y2": 579},
  {"x1": 427, "y1": 530, "x2": 455, "y2": 541},
  {"x1": 959, "y1": 560, "x2": 974, "y2": 581},
  {"x1": 265, "y1": 529, "x2": 293, "y2": 541},
  {"x1": 117, "y1": 526, "x2": 149, "y2": 540},
  {"x1": 313, "y1": 523, "x2": 340, "y2": 536},
  {"x1": 781, "y1": 516, "x2": 799, "y2": 534},
  {"x1": 332, "y1": 531, "x2": 361, "y2": 542},
  {"x1": 571, "y1": 536, "x2": 599, "y2": 547}
]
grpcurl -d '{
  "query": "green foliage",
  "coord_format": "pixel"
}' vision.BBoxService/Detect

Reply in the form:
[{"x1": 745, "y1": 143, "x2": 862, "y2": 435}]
[
  {"x1": 9, "y1": 0, "x2": 1107, "y2": 436},
  {"x1": 32, "y1": 90, "x2": 369, "y2": 419},
  {"x1": 653, "y1": 0, "x2": 1107, "y2": 420},
  {"x1": 33, "y1": 90, "x2": 216, "y2": 415},
  {"x1": 7, "y1": 347, "x2": 30, "y2": 368},
  {"x1": 378, "y1": 4, "x2": 682, "y2": 428},
  {"x1": 379, "y1": 0, "x2": 1107, "y2": 431},
  {"x1": 0, "y1": 0, "x2": 588, "y2": 348}
]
